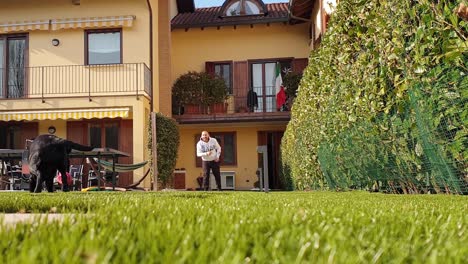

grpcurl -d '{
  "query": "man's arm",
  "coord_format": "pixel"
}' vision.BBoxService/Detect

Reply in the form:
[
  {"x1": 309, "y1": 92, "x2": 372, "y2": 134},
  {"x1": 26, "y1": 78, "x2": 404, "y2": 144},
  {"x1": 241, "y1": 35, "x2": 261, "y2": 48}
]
[{"x1": 215, "y1": 139, "x2": 221, "y2": 159}]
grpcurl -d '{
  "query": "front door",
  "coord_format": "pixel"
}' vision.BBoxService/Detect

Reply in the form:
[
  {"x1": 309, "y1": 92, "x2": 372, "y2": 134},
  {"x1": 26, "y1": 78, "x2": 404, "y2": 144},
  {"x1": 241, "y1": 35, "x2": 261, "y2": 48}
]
[
  {"x1": 0, "y1": 35, "x2": 27, "y2": 98},
  {"x1": 258, "y1": 131, "x2": 284, "y2": 190}
]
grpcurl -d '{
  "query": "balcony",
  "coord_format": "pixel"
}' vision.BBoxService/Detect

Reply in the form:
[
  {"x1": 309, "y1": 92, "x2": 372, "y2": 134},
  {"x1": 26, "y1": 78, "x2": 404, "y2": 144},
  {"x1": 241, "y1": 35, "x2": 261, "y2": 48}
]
[
  {"x1": 0, "y1": 63, "x2": 151, "y2": 102},
  {"x1": 173, "y1": 95, "x2": 292, "y2": 124}
]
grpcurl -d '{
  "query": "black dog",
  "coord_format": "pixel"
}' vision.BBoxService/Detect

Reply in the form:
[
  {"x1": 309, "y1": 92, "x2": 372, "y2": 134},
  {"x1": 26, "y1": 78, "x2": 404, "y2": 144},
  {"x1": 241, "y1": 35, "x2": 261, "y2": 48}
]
[{"x1": 28, "y1": 134, "x2": 94, "y2": 193}]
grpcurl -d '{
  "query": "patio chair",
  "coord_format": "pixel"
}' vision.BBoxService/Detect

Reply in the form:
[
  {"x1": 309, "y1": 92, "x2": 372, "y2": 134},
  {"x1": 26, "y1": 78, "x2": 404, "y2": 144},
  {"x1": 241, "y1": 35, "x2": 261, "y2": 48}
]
[{"x1": 69, "y1": 164, "x2": 84, "y2": 190}]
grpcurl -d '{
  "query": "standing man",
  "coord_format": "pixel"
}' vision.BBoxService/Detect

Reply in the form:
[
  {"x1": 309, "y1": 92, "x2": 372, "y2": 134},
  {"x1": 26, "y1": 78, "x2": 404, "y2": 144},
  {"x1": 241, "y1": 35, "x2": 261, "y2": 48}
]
[{"x1": 196, "y1": 131, "x2": 222, "y2": 191}]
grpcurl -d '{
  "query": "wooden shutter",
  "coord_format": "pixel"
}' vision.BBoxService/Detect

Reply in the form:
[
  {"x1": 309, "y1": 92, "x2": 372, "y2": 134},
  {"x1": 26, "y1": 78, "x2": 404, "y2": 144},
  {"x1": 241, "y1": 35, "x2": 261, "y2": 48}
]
[
  {"x1": 67, "y1": 121, "x2": 87, "y2": 144},
  {"x1": 292, "y1": 58, "x2": 309, "y2": 74},
  {"x1": 117, "y1": 119, "x2": 133, "y2": 187},
  {"x1": 205, "y1": 61, "x2": 215, "y2": 76},
  {"x1": 233, "y1": 61, "x2": 248, "y2": 111},
  {"x1": 19, "y1": 122, "x2": 38, "y2": 148},
  {"x1": 195, "y1": 134, "x2": 202, "y2": 167},
  {"x1": 66, "y1": 121, "x2": 88, "y2": 177}
]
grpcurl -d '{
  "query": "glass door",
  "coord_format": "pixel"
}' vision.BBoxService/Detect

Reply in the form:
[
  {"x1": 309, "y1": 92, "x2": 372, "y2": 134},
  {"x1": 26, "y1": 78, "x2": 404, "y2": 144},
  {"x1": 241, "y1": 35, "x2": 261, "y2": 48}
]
[
  {"x1": 252, "y1": 62, "x2": 276, "y2": 112},
  {"x1": 0, "y1": 35, "x2": 26, "y2": 98},
  {"x1": 251, "y1": 61, "x2": 290, "y2": 112}
]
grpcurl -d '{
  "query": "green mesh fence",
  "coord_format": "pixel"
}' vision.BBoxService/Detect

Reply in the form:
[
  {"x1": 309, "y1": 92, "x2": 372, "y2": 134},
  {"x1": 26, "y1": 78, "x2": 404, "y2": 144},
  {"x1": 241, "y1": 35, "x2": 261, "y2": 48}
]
[{"x1": 317, "y1": 70, "x2": 467, "y2": 194}]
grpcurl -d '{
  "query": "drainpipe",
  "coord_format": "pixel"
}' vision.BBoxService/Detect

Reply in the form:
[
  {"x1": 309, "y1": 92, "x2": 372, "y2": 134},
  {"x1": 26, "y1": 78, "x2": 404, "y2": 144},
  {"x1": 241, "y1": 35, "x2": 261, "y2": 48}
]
[
  {"x1": 146, "y1": 0, "x2": 154, "y2": 112},
  {"x1": 146, "y1": 0, "x2": 157, "y2": 191}
]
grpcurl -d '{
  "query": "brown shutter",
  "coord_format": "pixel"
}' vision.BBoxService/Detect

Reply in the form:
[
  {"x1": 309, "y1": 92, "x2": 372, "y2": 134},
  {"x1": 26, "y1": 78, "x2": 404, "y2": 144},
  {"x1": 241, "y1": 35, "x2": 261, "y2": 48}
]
[
  {"x1": 117, "y1": 119, "x2": 133, "y2": 187},
  {"x1": 19, "y1": 122, "x2": 38, "y2": 148},
  {"x1": 205, "y1": 61, "x2": 215, "y2": 76},
  {"x1": 66, "y1": 121, "x2": 88, "y2": 173},
  {"x1": 292, "y1": 58, "x2": 309, "y2": 74},
  {"x1": 67, "y1": 121, "x2": 87, "y2": 144},
  {"x1": 233, "y1": 61, "x2": 248, "y2": 112},
  {"x1": 195, "y1": 134, "x2": 202, "y2": 168}
]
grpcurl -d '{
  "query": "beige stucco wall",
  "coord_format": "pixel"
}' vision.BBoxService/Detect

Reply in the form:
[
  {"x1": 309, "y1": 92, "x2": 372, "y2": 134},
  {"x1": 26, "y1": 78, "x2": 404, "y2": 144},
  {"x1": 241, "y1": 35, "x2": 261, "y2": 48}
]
[
  {"x1": 171, "y1": 22, "x2": 310, "y2": 190},
  {"x1": 171, "y1": 23, "x2": 310, "y2": 81},
  {"x1": 177, "y1": 123, "x2": 287, "y2": 191},
  {"x1": 0, "y1": 0, "x2": 154, "y2": 185},
  {"x1": 0, "y1": 0, "x2": 150, "y2": 67}
]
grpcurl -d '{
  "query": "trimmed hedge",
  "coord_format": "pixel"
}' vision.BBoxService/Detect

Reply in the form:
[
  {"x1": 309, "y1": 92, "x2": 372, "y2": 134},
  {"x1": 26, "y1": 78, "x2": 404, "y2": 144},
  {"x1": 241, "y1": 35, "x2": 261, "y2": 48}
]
[
  {"x1": 282, "y1": 0, "x2": 467, "y2": 192},
  {"x1": 148, "y1": 113, "x2": 180, "y2": 188}
]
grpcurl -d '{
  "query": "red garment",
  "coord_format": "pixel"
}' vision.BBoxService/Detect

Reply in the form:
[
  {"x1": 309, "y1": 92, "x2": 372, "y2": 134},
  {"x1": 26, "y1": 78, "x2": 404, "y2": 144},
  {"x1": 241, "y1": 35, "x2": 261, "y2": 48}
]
[
  {"x1": 276, "y1": 86, "x2": 287, "y2": 109},
  {"x1": 56, "y1": 172, "x2": 72, "y2": 185}
]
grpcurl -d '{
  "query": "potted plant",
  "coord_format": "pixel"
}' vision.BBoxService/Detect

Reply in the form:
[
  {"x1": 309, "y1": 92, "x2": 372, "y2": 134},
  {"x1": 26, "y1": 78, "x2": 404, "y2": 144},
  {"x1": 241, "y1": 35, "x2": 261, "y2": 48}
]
[
  {"x1": 172, "y1": 71, "x2": 228, "y2": 114},
  {"x1": 282, "y1": 72, "x2": 302, "y2": 110}
]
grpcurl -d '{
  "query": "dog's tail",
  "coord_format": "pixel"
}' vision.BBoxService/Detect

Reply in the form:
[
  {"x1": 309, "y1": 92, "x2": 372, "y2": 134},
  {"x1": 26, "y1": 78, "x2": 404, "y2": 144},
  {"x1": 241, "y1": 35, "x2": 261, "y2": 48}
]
[{"x1": 66, "y1": 141, "x2": 94, "y2": 152}]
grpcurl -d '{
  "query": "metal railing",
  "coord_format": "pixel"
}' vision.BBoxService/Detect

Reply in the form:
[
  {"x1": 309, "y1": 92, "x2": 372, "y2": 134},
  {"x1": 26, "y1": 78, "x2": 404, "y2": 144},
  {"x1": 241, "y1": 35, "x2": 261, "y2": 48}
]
[
  {"x1": 0, "y1": 63, "x2": 151, "y2": 101},
  {"x1": 175, "y1": 95, "x2": 292, "y2": 115}
]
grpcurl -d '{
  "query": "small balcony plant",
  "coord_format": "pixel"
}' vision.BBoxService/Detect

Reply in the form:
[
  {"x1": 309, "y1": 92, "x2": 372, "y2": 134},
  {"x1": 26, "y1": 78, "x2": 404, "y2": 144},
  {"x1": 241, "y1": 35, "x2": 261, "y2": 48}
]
[{"x1": 172, "y1": 71, "x2": 228, "y2": 114}]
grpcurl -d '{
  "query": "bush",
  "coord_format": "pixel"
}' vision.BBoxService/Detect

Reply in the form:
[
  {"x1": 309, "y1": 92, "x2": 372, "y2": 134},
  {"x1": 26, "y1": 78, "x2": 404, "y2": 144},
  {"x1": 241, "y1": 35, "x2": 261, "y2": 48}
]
[
  {"x1": 148, "y1": 113, "x2": 180, "y2": 189},
  {"x1": 172, "y1": 71, "x2": 228, "y2": 108},
  {"x1": 283, "y1": 0, "x2": 467, "y2": 193},
  {"x1": 282, "y1": 72, "x2": 302, "y2": 98}
]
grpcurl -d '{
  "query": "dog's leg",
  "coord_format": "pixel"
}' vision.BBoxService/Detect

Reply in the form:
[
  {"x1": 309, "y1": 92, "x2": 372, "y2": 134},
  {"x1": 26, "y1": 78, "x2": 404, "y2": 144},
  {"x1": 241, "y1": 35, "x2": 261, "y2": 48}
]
[
  {"x1": 34, "y1": 172, "x2": 44, "y2": 193},
  {"x1": 45, "y1": 177, "x2": 54, "y2": 192},
  {"x1": 29, "y1": 174, "x2": 37, "y2": 193}
]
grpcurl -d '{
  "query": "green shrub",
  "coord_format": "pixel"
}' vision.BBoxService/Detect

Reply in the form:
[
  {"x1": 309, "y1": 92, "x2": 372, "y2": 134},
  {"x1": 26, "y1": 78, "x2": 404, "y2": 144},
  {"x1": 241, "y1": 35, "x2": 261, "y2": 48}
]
[
  {"x1": 148, "y1": 113, "x2": 180, "y2": 188},
  {"x1": 172, "y1": 71, "x2": 228, "y2": 108},
  {"x1": 282, "y1": 72, "x2": 302, "y2": 98},
  {"x1": 283, "y1": 0, "x2": 467, "y2": 193}
]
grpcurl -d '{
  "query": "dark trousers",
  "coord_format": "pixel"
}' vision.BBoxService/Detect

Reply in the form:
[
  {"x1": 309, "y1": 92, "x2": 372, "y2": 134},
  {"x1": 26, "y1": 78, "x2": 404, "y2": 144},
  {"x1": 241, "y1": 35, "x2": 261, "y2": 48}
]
[{"x1": 202, "y1": 160, "x2": 221, "y2": 190}]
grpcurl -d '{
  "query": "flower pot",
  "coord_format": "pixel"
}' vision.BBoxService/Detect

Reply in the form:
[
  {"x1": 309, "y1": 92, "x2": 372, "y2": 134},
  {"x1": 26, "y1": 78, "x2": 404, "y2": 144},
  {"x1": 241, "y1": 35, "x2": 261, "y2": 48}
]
[{"x1": 210, "y1": 102, "x2": 228, "y2": 114}]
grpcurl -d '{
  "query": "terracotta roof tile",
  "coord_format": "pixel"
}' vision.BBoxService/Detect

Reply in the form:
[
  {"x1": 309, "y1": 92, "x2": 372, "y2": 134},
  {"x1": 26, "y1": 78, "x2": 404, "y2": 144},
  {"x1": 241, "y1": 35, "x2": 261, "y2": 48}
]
[{"x1": 172, "y1": 3, "x2": 290, "y2": 29}]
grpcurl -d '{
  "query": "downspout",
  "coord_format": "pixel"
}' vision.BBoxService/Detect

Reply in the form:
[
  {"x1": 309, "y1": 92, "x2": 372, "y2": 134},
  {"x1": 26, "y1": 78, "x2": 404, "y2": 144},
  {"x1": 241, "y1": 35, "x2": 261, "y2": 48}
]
[
  {"x1": 146, "y1": 0, "x2": 157, "y2": 191},
  {"x1": 146, "y1": 0, "x2": 154, "y2": 112}
]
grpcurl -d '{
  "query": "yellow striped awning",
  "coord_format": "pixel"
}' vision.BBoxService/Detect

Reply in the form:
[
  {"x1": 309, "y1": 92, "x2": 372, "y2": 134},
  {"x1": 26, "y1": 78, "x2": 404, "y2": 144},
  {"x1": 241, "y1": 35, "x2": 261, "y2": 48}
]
[
  {"x1": 0, "y1": 20, "x2": 50, "y2": 33},
  {"x1": 51, "y1": 15, "x2": 135, "y2": 30},
  {"x1": 0, "y1": 108, "x2": 130, "y2": 121}
]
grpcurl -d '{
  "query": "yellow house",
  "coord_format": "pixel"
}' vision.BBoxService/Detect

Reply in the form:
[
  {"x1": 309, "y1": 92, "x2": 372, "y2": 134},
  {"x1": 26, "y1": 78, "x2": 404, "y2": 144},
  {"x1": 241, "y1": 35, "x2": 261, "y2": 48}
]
[
  {"x1": 170, "y1": 0, "x2": 335, "y2": 190},
  {"x1": 0, "y1": 0, "x2": 175, "y2": 188},
  {"x1": 0, "y1": 0, "x2": 332, "y2": 190}
]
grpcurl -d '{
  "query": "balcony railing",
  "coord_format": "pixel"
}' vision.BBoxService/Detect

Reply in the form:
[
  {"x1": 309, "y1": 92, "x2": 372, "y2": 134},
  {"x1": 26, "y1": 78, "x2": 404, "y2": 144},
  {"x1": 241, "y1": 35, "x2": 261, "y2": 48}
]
[
  {"x1": 0, "y1": 63, "x2": 151, "y2": 101},
  {"x1": 173, "y1": 95, "x2": 292, "y2": 123}
]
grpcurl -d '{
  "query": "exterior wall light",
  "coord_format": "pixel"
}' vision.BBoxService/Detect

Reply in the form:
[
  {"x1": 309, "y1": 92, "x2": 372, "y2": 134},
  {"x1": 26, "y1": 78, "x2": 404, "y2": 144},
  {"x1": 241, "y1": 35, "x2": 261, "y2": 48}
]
[
  {"x1": 48, "y1": 126, "x2": 56, "y2": 134},
  {"x1": 52, "y1": 39, "x2": 60, "y2": 46}
]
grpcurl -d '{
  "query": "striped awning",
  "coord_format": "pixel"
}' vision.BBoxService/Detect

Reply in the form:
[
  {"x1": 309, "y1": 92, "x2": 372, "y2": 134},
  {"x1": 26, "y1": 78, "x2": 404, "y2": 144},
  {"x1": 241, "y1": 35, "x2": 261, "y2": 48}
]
[
  {"x1": 0, "y1": 20, "x2": 50, "y2": 33},
  {"x1": 51, "y1": 15, "x2": 135, "y2": 30},
  {"x1": 0, "y1": 108, "x2": 130, "y2": 121}
]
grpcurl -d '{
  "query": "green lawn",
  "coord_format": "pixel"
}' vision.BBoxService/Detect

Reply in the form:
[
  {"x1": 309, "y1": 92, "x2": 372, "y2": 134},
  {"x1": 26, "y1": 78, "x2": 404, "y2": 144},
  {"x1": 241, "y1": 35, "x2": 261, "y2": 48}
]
[{"x1": 0, "y1": 191, "x2": 466, "y2": 263}]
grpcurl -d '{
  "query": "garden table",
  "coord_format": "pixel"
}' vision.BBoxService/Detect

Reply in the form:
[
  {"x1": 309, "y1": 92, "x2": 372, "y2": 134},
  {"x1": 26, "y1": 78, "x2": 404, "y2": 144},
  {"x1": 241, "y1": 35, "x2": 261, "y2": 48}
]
[{"x1": 0, "y1": 148, "x2": 129, "y2": 191}]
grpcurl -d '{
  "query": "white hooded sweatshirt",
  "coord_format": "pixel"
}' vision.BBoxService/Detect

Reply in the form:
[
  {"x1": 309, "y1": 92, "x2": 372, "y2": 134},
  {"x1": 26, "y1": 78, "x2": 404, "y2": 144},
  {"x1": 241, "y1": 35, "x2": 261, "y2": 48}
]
[{"x1": 196, "y1": 137, "x2": 221, "y2": 161}]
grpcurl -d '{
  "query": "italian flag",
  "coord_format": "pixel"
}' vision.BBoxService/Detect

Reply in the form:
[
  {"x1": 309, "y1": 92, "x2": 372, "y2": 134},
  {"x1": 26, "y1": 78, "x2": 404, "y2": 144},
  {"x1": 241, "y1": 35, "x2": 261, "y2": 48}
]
[
  {"x1": 275, "y1": 62, "x2": 283, "y2": 95},
  {"x1": 275, "y1": 62, "x2": 286, "y2": 109}
]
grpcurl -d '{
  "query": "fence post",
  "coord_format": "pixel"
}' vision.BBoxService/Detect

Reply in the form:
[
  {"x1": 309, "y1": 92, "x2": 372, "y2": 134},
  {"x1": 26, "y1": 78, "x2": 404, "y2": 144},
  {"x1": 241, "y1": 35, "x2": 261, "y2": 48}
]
[
  {"x1": 88, "y1": 66, "x2": 92, "y2": 102},
  {"x1": 136, "y1": 64, "x2": 139, "y2": 100},
  {"x1": 41, "y1": 67, "x2": 45, "y2": 103}
]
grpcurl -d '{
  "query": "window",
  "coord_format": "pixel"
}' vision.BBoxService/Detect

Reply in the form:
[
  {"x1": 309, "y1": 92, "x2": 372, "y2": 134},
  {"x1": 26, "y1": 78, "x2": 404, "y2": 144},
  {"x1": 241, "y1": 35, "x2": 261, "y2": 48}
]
[
  {"x1": 0, "y1": 35, "x2": 27, "y2": 98},
  {"x1": 214, "y1": 63, "x2": 232, "y2": 94},
  {"x1": 86, "y1": 29, "x2": 121, "y2": 65},
  {"x1": 250, "y1": 60, "x2": 291, "y2": 112},
  {"x1": 88, "y1": 120, "x2": 119, "y2": 149},
  {"x1": 225, "y1": 0, "x2": 262, "y2": 16},
  {"x1": 195, "y1": 132, "x2": 237, "y2": 167},
  {"x1": 206, "y1": 61, "x2": 233, "y2": 94}
]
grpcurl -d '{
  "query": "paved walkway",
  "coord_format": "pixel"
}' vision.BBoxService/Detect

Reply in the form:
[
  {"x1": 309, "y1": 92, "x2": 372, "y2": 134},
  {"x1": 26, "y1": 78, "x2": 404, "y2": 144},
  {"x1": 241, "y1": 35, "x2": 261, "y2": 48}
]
[{"x1": 1, "y1": 214, "x2": 73, "y2": 225}]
